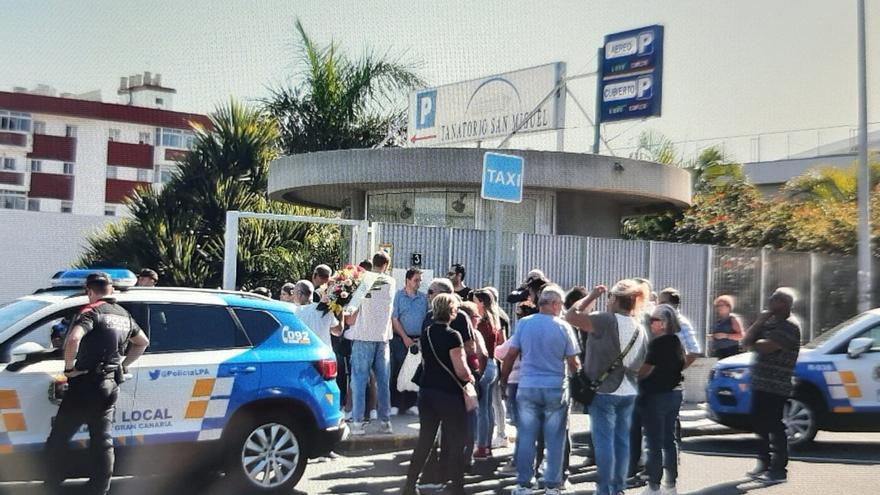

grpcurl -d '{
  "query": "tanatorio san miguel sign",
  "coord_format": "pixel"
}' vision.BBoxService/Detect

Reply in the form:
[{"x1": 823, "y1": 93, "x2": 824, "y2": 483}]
[
  {"x1": 407, "y1": 62, "x2": 566, "y2": 146},
  {"x1": 599, "y1": 25, "x2": 664, "y2": 123}
]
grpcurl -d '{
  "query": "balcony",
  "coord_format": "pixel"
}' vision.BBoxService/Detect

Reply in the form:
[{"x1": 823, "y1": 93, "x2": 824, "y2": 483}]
[
  {"x1": 0, "y1": 132, "x2": 27, "y2": 147},
  {"x1": 107, "y1": 141, "x2": 154, "y2": 169},
  {"x1": 106, "y1": 178, "x2": 150, "y2": 204},
  {"x1": 0, "y1": 171, "x2": 25, "y2": 186},
  {"x1": 27, "y1": 134, "x2": 76, "y2": 162},
  {"x1": 29, "y1": 172, "x2": 73, "y2": 200}
]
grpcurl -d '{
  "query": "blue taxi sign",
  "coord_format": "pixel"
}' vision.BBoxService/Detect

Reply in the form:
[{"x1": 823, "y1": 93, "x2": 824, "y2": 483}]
[{"x1": 481, "y1": 152, "x2": 524, "y2": 204}]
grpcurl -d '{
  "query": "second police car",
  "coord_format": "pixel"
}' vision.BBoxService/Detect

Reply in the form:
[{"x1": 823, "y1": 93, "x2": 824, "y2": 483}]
[
  {"x1": 707, "y1": 309, "x2": 880, "y2": 447},
  {"x1": 0, "y1": 269, "x2": 345, "y2": 493}
]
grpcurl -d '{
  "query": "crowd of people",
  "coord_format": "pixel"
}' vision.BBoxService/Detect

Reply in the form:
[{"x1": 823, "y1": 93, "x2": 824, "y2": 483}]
[{"x1": 275, "y1": 256, "x2": 800, "y2": 495}]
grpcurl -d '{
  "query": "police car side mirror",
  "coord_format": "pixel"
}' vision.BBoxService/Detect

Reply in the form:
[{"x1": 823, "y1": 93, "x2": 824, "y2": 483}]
[
  {"x1": 847, "y1": 337, "x2": 874, "y2": 359},
  {"x1": 10, "y1": 342, "x2": 48, "y2": 363}
]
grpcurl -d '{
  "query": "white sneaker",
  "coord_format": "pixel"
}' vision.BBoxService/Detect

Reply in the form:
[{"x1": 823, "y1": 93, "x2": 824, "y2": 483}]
[
  {"x1": 350, "y1": 421, "x2": 366, "y2": 436},
  {"x1": 545, "y1": 488, "x2": 562, "y2": 495},
  {"x1": 511, "y1": 485, "x2": 532, "y2": 495},
  {"x1": 639, "y1": 486, "x2": 661, "y2": 495},
  {"x1": 661, "y1": 486, "x2": 678, "y2": 495},
  {"x1": 379, "y1": 421, "x2": 393, "y2": 434},
  {"x1": 390, "y1": 407, "x2": 400, "y2": 416},
  {"x1": 405, "y1": 406, "x2": 419, "y2": 416},
  {"x1": 369, "y1": 409, "x2": 378, "y2": 420},
  {"x1": 492, "y1": 435, "x2": 509, "y2": 449}
]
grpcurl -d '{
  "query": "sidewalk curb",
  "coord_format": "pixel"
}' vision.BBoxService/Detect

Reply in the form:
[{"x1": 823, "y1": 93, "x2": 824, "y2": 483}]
[{"x1": 338, "y1": 421, "x2": 735, "y2": 454}]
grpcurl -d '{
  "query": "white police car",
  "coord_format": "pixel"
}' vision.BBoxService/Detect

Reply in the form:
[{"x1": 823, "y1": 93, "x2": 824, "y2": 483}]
[
  {"x1": 707, "y1": 310, "x2": 880, "y2": 447},
  {"x1": 0, "y1": 269, "x2": 345, "y2": 492}
]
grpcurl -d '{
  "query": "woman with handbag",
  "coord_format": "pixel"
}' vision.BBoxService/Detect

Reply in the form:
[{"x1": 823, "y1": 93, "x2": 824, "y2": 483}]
[
  {"x1": 404, "y1": 293, "x2": 476, "y2": 495},
  {"x1": 637, "y1": 304, "x2": 685, "y2": 495},
  {"x1": 565, "y1": 280, "x2": 649, "y2": 495}
]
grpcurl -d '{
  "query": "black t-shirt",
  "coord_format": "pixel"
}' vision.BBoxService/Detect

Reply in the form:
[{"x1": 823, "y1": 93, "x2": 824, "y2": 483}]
[
  {"x1": 421, "y1": 323, "x2": 465, "y2": 394},
  {"x1": 456, "y1": 287, "x2": 473, "y2": 301},
  {"x1": 640, "y1": 334, "x2": 685, "y2": 394},
  {"x1": 422, "y1": 311, "x2": 473, "y2": 343},
  {"x1": 73, "y1": 298, "x2": 142, "y2": 371}
]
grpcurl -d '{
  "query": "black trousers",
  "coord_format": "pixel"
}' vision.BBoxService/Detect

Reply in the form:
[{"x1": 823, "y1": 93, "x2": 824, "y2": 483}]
[
  {"x1": 405, "y1": 388, "x2": 468, "y2": 493},
  {"x1": 629, "y1": 399, "x2": 644, "y2": 476},
  {"x1": 45, "y1": 375, "x2": 118, "y2": 495},
  {"x1": 750, "y1": 390, "x2": 789, "y2": 474},
  {"x1": 332, "y1": 335, "x2": 350, "y2": 406}
]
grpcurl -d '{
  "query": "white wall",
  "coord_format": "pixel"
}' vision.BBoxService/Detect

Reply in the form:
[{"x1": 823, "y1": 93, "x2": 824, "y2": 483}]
[{"x1": 0, "y1": 209, "x2": 120, "y2": 304}]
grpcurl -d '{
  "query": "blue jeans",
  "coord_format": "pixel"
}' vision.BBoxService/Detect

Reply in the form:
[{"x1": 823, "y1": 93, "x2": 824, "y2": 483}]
[
  {"x1": 477, "y1": 360, "x2": 498, "y2": 447},
  {"x1": 640, "y1": 390, "x2": 683, "y2": 488},
  {"x1": 350, "y1": 340, "x2": 391, "y2": 423},
  {"x1": 515, "y1": 387, "x2": 568, "y2": 489},
  {"x1": 589, "y1": 393, "x2": 636, "y2": 495}
]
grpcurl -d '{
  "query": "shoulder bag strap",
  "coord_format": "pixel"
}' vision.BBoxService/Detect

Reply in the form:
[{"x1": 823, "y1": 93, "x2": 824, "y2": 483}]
[
  {"x1": 591, "y1": 315, "x2": 641, "y2": 388},
  {"x1": 426, "y1": 328, "x2": 466, "y2": 391}
]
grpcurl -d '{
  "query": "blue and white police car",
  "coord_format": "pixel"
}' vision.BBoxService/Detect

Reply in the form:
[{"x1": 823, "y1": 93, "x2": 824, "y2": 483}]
[
  {"x1": 707, "y1": 310, "x2": 880, "y2": 447},
  {"x1": 0, "y1": 269, "x2": 345, "y2": 492}
]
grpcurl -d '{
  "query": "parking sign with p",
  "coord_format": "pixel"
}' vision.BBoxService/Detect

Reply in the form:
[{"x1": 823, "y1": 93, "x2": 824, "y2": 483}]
[{"x1": 415, "y1": 90, "x2": 436, "y2": 129}]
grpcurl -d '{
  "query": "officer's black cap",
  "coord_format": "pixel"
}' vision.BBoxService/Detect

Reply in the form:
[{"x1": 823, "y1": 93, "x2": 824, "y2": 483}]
[{"x1": 85, "y1": 272, "x2": 112, "y2": 288}]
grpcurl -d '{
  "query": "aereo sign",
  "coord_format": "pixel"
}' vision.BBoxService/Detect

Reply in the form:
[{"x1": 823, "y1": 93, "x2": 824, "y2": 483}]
[
  {"x1": 407, "y1": 63, "x2": 566, "y2": 146},
  {"x1": 599, "y1": 25, "x2": 664, "y2": 123},
  {"x1": 481, "y1": 152, "x2": 524, "y2": 204}
]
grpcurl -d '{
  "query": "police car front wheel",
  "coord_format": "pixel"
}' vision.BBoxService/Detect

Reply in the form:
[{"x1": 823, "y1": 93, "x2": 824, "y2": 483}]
[
  {"x1": 784, "y1": 397, "x2": 818, "y2": 447},
  {"x1": 225, "y1": 412, "x2": 308, "y2": 492}
]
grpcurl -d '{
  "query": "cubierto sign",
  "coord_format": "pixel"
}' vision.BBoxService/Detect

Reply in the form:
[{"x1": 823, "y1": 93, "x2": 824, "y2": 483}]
[
  {"x1": 599, "y1": 25, "x2": 664, "y2": 123},
  {"x1": 408, "y1": 63, "x2": 566, "y2": 146}
]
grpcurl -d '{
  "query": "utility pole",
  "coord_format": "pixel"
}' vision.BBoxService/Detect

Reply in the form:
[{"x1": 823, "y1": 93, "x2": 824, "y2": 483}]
[{"x1": 857, "y1": 0, "x2": 872, "y2": 311}]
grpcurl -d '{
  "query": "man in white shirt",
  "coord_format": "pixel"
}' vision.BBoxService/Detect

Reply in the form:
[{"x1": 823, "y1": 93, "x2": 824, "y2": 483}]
[
  {"x1": 291, "y1": 280, "x2": 340, "y2": 348},
  {"x1": 345, "y1": 252, "x2": 396, "y2": 435}
]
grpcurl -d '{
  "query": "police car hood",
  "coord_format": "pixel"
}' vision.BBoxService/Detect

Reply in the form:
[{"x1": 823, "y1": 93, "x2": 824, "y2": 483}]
[
  {"x1": 715, "y1": 347, "x2": 816, "y2": 368},
  {"x1": 715, "y1": 352, "x2": 753, "y2": 368}
]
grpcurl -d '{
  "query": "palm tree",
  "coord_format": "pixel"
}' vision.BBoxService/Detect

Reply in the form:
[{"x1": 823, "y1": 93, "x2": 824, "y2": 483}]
[
  {"x1": 81, "y1": 100, "x2": 340, "y2": 288},
  {"x1": 781, "y1": 158, "x2": 880, "y2": 202},
  {"x1": 264, "y1": 19, "x2": 424, "y2": 154}
]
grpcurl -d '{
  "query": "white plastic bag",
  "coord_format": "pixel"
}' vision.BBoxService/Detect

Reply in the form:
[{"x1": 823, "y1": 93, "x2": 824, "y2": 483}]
[{"x1": 397, "y1": 344, "x2": 421, "y2": 392}]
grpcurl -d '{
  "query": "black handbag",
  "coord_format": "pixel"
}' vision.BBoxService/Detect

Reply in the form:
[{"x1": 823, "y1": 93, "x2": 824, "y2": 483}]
[{"x1": 571, "y1": 322, "x2": 640, "y2": 406}]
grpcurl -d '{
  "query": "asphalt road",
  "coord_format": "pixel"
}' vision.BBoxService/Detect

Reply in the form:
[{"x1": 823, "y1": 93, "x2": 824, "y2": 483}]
[{"x1": 1, "y1": 431, "x2": 877, "y2": 494}]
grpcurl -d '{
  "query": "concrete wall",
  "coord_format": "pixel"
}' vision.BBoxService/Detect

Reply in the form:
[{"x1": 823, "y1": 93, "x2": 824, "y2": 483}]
[
  {"x1": 0, "y1": 210, "x2": 119, "y2": 303},
  {"x1": 555, "y1": 191, "x2": 622, "y2": 238}
]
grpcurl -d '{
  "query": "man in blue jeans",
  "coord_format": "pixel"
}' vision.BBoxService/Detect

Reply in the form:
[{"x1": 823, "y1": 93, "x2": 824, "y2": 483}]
[
  {"x1": 345, "y1": 252, "x2": 396, "y2": 435},
  {"x1": 500, "y1": 285, "x2": 580, "y2": 495}
]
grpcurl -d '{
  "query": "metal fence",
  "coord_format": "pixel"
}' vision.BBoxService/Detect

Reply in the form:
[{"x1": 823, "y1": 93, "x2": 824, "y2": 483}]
[{"x1": 371, "y1": 222, "x2": 862, "y2": 347}]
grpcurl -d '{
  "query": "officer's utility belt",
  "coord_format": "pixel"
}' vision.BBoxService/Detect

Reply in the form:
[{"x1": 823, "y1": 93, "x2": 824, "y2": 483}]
[{"x1": 82, "y1": 364, "x2": 124, "y2": 384}]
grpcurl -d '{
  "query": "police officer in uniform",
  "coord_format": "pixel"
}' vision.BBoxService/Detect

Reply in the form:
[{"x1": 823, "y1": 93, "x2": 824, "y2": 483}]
[{"x1": 44, "y1": 272, "x2": 150, "y2": 495}]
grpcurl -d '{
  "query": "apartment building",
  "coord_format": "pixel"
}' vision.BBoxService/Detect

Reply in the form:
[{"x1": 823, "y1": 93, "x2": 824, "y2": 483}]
[{"x1": 0, "y1": 72, "x2": 210, "y2": 217}]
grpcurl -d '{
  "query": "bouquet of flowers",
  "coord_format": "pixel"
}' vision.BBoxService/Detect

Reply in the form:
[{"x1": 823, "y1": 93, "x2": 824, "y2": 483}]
[{"x1": 316, "y1": 264, "x2": 387, "y2": 317}]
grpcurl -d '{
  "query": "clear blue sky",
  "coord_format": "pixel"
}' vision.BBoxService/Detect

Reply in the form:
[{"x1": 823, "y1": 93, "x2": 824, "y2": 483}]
[{"x1": 2, "y1": 0, "x2": 876, "y2": 161}]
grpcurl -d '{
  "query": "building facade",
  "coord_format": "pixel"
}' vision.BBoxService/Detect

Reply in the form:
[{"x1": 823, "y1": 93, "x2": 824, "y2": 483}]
[
  {"x1": 269, "y1": 147, "x2": 692, "y2": 238},
  {"x1": 0, "y1": 73, "x2": 210, "y2": 217}
]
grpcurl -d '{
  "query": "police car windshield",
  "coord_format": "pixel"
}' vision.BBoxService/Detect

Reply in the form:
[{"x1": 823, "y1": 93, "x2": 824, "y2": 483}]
[
  {"x1": 0, "y1": 299, "x2": 51, "y2": 333},
  {"x1": 804, "y1": 312, "x2": 874, "y2": 349}
]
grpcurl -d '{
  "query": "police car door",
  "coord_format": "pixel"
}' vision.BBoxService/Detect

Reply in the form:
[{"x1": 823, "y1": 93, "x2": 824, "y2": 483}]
[
  {"x1": 824, "y1": 324, "x2": 880, "y2": 413},
  {"x1": 127, "y1": 303, "x2": 258, "y2": 446},
  {"x1": 0, "y1": 306, "x2": 139, "y2": 454}
]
